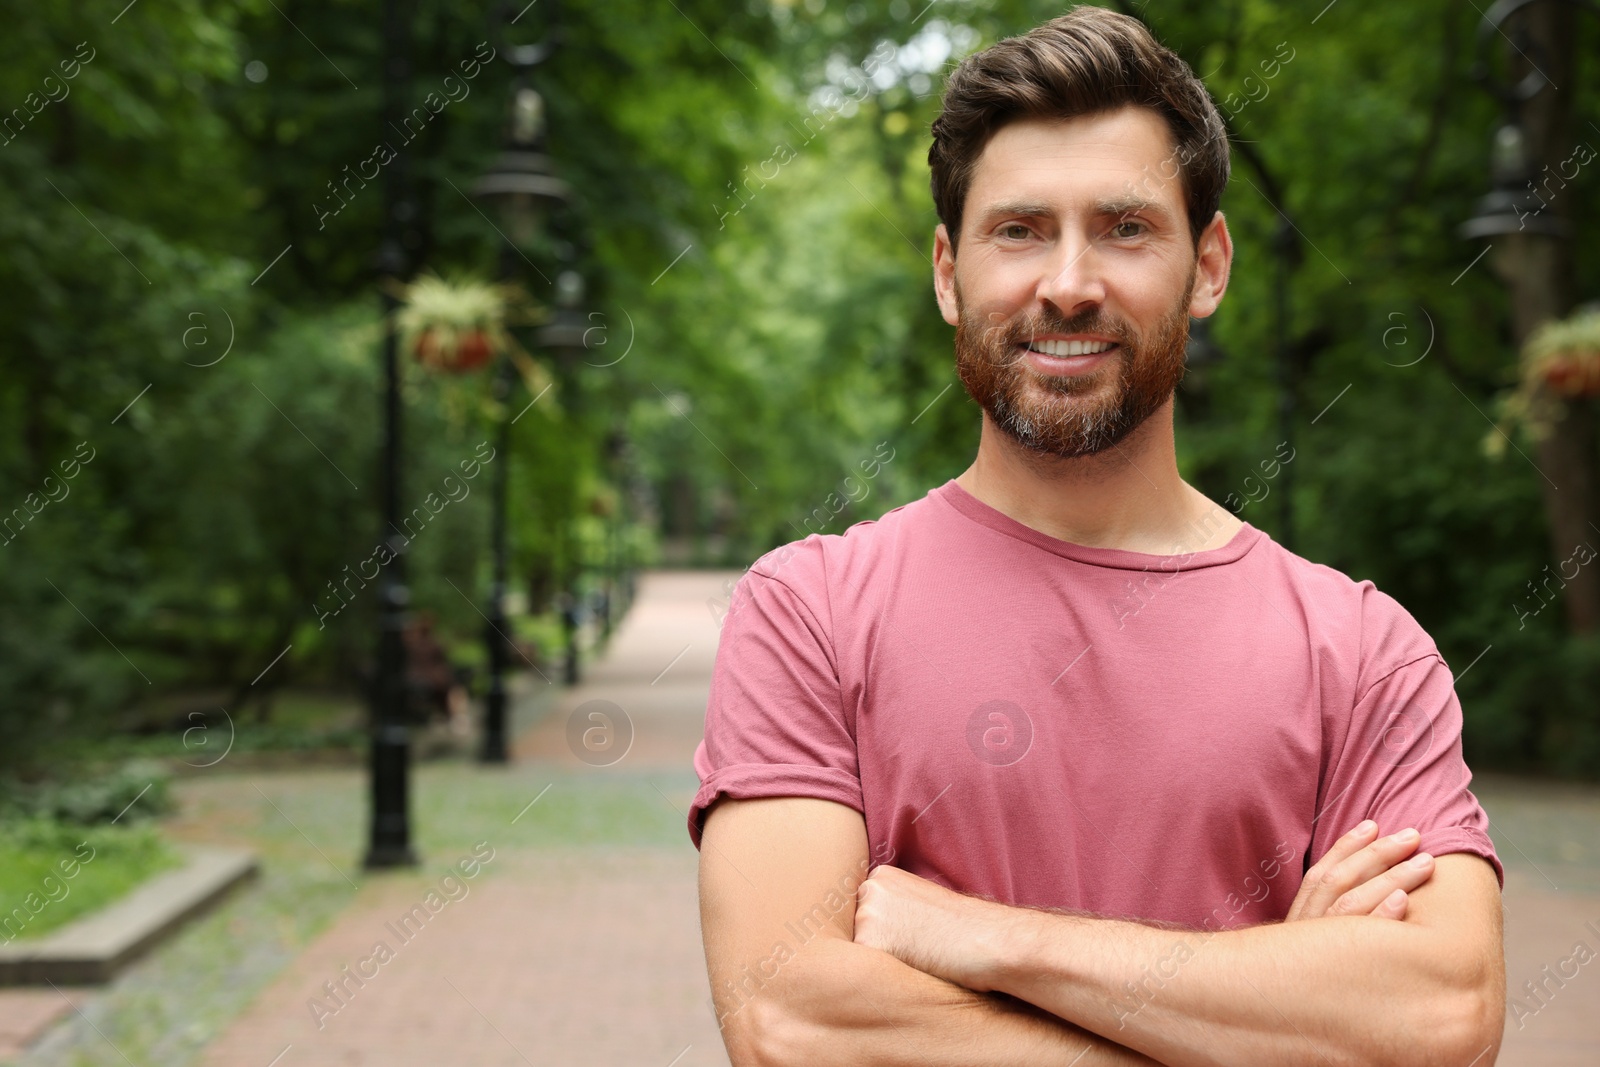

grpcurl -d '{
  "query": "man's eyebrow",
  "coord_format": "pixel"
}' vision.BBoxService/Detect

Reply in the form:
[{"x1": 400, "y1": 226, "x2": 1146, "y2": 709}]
[
  {"x1": 973, "y1": 196, "x2": 1175, "y2": 224},
  {"x1": 1094, "y1": 195, "x2": 1171, "y2": 220},
  {"x1": 974, "y1": 200, "x2": 1055, "y2": 223}
]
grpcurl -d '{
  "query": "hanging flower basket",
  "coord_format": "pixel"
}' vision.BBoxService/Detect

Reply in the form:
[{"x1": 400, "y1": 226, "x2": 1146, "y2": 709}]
[
  {"x1": 395, "y1": 273, "x2": 516, "y2": 375},
  {"x1": 417, "y1": 325, "x2": 495, "y2": 372},
  {"x1": 1485, "y1": 308, "x2": 1600, "y2": 457},
  {"x1": 1525, "y1": 309, "x2": 1600, "y2": 399}
]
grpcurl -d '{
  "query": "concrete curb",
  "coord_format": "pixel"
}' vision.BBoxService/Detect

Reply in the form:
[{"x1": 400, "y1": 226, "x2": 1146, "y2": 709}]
[{"x1": 0, "y1": 847, "x2": 258, "y2": 985}]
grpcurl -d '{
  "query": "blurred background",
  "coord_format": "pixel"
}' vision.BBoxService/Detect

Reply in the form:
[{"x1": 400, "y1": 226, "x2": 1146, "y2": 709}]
[{"x1": 0, "y1": 1, "x2": 1597, "y2": 1065}]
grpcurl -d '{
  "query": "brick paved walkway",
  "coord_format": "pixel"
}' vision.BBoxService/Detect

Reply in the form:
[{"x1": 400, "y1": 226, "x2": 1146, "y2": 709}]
[
  {"x1": 1496, "y1": 871, "x2": 1600, "y2": 1067},
  {"x1": 194, "y1": 571, "x2": 742, "y2": 1067},
  {"x1": 1479, "y1": 774, "x2": 1600, "y2": 1067},
  {"x1": 195, "y1": 847, "x2": 723, "y2": 1067}
]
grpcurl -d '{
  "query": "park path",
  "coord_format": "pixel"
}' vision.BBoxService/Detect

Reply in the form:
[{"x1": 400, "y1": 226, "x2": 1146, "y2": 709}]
[
  {"x1": 195, "y1": 571, "x2": 740, "y2": 1067},
  {"x1": 167, "y1": 570, "x2": 1600, "y2": 1066},
  {"x1": 1474, "y1": 783, "x2": 1600, "y2": 1067}
]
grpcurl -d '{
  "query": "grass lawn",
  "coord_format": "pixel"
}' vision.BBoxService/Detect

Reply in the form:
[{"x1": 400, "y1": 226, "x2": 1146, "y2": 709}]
[{"x1": 0, "y1": 821, "x2": 182, "y2": 943}]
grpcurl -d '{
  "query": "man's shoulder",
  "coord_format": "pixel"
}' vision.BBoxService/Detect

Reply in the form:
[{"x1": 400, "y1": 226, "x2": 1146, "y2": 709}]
[
  {"x1": 1250, "y1": 534, "x2": 1443, "y2": 694},
  {"x1": 748, "y1": 487, "x2": 938, "y2": 586}
]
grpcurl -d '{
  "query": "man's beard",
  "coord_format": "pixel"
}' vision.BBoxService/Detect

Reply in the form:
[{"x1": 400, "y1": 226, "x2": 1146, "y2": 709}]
[{"x1": 954, "y1": 273, "x2": 1196, "y2": 459}]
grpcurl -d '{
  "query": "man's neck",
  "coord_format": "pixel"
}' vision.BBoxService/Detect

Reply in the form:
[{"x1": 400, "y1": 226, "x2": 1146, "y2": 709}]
[{"x1": 953, "y1": 401, "x2": 1242, "y2": 556}]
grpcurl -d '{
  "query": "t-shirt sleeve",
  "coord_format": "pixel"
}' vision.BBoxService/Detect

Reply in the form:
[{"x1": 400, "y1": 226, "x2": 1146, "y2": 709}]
[
  {"x1": 687, "y1": 556, "x2": 863, "y2": 849},
  {"x1": 1309, "y1": 653, "x2": 1504, "y2": 889}
]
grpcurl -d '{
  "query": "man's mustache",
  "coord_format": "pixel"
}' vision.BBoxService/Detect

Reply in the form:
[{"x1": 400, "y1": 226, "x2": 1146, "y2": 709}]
[{"x1": 971, "y1": 311, "x2": 1134, "y2": 359}]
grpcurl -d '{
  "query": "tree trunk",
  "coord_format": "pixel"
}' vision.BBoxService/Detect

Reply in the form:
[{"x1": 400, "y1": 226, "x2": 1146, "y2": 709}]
[{"x1": 1492, "y1": 2, "x2": 1598, "y2": 635}]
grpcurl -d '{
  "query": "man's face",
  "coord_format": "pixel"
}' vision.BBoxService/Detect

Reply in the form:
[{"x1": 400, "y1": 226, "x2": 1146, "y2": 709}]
[{"x1": 933, "y1": 106, "x2": 1228, "y2": 459}]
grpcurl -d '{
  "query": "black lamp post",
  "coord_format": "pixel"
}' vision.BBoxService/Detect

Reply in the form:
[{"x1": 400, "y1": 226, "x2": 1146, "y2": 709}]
[
  {"x1": 600, "y1": 429, "x2": 630, "y2": 641},
  {"x1": 536, "y1": 267, "x2": 594, "y2": 684},
  {"x1": 477, "y1": 356, "x2": 518, "y2": 765},
  {"x1": 469, "y1": 36, "x2": 569, "y2": 764},
  {"x1": 1458, "y1": 0, "x2": 1586, "y2": 244},
  {"x1": 366, "y1": 0, "x2": 419, "y2": 869}
]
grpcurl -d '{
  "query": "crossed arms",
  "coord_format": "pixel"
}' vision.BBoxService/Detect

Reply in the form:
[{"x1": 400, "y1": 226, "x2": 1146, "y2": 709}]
[{"x1": 699, "y1": 796, "x2": 1504, "y2": 1067}]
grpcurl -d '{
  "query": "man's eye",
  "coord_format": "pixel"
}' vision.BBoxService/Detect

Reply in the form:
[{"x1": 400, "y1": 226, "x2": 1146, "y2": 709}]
[
  {"x1": 1000, "y1": 224, "x2": 1032, "y2": 240},
  {"x1": 1110, "y1": 220, "x2": 1146, "y2": 238}
]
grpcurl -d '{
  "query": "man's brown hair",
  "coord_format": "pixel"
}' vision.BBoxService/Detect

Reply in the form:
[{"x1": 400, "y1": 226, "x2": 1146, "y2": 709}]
[{"x1": 929, "y1": 6, "x2": 1229, "y2": 251}]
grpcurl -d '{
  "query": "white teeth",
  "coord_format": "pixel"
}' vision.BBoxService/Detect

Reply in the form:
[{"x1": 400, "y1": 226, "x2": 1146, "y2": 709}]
[{"x1": 1029, "y1": 339, "x2": 1115, "y2": 357}]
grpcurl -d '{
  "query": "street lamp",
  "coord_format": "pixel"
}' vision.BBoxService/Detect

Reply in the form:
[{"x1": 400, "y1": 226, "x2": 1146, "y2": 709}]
[
  {"x1": 599, "y1": 429, "x2": 632, "y2": 641},
  {"x1": 535, "y1": 267, "x2": 597, "y2": 681},
  {"x1": 535, "y1": 268, "x2": 592, "y2": 358},
  {"x1": 1458, "y1": 0, "x2": 1585, "y2": 243},
  {"x1": 470, "y1": 45, "x2": 569, "y2": 764},
  {"x1": 366, "y1": 0, "x2": 419, "y2": 869},
  {"x1": 472, "y1": 87, "x2": 569, "y2": 248},
  {"x1": 1459, "y1": 120, "x2": 1570, "y2": 241}
]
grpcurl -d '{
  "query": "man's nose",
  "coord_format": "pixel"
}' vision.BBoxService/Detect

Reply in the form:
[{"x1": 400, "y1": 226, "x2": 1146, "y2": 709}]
[{"x1": 1035, "y1": 233, "x2": 1107, "y2": 318}]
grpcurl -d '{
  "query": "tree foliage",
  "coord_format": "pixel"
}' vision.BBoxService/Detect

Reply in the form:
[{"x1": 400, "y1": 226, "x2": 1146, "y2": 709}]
[{"x1": 1, "y1": 0, "x2": 1597, "y2": 776}]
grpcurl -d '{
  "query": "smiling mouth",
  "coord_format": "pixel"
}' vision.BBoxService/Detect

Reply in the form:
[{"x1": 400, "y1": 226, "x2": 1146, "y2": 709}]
[{"x1": 1021, "y1": 339, "x2": 1118, "y2": 357}]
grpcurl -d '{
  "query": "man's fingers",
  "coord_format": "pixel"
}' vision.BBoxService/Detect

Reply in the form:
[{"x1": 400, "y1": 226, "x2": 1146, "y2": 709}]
[
  {"x1": 1376, "y1": 888, "x2": 1409, "y2": 920},
  {"x1": 1339, "y1": 828, "x2": 1423, "y2": 889},
  {"x1": 1322, "y1": 819, "x2": 1378, "y2": 868},
  {"x1": 1326, "y1": 852, "x2": 1433, "y2": 918},
  {"x1": 1289, "y1": 824, "x2": 1422, "y2": 921},
  {"x1": 1286, "y1": 820, "x2": 1376, "y2": 921}
]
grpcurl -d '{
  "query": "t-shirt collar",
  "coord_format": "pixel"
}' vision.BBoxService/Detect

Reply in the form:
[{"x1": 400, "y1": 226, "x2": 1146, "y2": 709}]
[{"x1": 934, "y1": 478, "x2": 1263, "y2": 571}]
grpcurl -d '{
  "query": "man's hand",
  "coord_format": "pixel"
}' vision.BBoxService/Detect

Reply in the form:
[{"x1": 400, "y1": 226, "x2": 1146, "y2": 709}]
[
  {"x1": 855, "y1": 820, "x2": 1438, "y2": 993},
  {"x1": 854, "y1": 864, "x2": 1006, "y2": 991},
  {"x1": 1285, "y1": 820, "x2": 1435, "y2": 922},
  {"x1": 702, "y1": 797, "x2": 1164, "y2": 1067},
  {"x1": 854, "y1": 845, "x2": 1499, "y2": 1067}
]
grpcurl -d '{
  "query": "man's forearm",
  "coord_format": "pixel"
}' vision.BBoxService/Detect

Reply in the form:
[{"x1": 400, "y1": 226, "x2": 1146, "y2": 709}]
[
  {"x1": 727, "y1": 935, "x2": 1164, "y2": 1067},
  {"x1": 982, "y1": 907, "x2": 1494, "y2": 1067}
]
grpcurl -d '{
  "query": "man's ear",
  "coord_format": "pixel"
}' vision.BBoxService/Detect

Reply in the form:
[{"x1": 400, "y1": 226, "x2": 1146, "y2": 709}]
[
  {"x1": 1188, "y1": 211, "x2": 1233, "y2": 319},
  {"x1": 933, "y1": 223, "x2": 960, "y2": 327}
]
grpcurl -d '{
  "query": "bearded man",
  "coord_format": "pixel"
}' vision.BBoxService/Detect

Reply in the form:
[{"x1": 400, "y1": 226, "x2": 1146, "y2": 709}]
[{"x1": 691, "y1": 8, "x2": 1505, "y2": 1065}]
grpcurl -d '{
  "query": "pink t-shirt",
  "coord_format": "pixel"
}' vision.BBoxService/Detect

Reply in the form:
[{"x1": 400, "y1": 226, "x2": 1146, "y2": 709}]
[{"x1": 689, "y1": 480, "x2": 1502, "y2": 929}]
